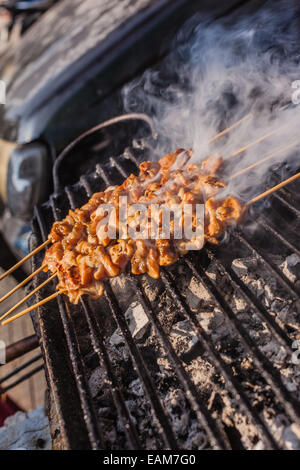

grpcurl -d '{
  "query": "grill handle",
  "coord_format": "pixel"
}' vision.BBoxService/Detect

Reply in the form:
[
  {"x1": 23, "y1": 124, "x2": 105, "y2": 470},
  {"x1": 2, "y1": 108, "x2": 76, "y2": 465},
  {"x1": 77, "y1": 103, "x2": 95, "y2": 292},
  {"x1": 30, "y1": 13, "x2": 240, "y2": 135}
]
[
  {"x1": 52, "y1": 113, "x2": 156, "y2": 194},
  {"x1": 2, "y1": 334, "x2": 39, "y2": 365}
]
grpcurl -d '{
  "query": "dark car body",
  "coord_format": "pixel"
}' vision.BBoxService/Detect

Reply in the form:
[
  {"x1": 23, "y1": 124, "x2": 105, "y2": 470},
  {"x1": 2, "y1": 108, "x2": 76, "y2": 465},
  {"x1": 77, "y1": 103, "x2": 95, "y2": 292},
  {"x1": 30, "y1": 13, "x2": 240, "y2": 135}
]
[
  {"x1": 0, "y1": 0, "x2": 246, "y2": 260},
  {"x1": 1, "y1": 0, "x2": 248, "y2": 145}
]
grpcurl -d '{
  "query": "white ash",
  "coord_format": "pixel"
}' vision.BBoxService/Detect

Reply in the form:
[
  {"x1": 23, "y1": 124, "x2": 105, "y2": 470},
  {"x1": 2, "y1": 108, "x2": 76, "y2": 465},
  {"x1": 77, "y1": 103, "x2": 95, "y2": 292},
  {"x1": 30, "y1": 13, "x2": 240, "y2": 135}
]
[
  {"x1": 0, "y1": 407, "x2": 51, "y2": 450},
  {"x1": 164, "y1": 251, "x2": 300, "y2": 449},
  {"x1": 109, "y1": 275, "x2": 136, "y2": 309},
  {"x1": 280, "y1": 367, "x2": 300, "y2": 396},
  {"x1": 261, "y1": 414, "x2": 300, "y2": 450},
  {"x1": 81, "y1": 247, "x2": 300, "y2": 450},
  {"x1": 169, "y1": 320, "x2": 198, "y2": 356},
  {"x1": 162, "y1": 388, "x2": 207, "y2": 449},
  {"x1": 231, "y1": 254, "x2": 299, "y2": 333},
  {"x1": 88, "y1": 366, "x2": 105, "y2": 398},
  {"x1": 110, "y1": 301, "x2": 150, "y2": 346},
  {"x1": 282, "y1": 423, "x2": 300, "y2": 450},
  {"x1": 231, "y1": 258, "x2": 259, "y2": 277},
  {"x1": 110, "y1": 329, "x2": 124, "y2": 346},
  {"x1": 125, "y1": 302, "x2": 149, "y2": 340},
  {"x1": 220, "y1": 391, "x2": 261, "y2": 449},
  {"x1": 280, "y1": 254, "x2": 300, "y2": 284},
  {"x1": 186, "y1": 277, "x2": 211, "y2": 310}
]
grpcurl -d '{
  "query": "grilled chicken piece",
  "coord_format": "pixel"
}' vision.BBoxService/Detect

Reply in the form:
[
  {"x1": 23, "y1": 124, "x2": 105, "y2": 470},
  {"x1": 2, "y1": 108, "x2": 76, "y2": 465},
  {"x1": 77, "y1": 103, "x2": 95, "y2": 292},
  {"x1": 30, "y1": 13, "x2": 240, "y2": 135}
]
[{"x1": 43, "y1": 149, "x2": 244, "y2": 304}]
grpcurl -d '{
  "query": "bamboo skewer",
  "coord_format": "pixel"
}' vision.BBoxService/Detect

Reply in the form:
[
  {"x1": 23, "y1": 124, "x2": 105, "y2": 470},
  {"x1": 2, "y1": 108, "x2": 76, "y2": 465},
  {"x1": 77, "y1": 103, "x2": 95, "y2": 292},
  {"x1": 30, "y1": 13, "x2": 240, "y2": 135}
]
[
  {"x1": 0, "y1": 239, "x2": 50, "y2": 282},
  {"x1": 227, "y1": 126, "x2": 285, "y2": 160},
  {"x1": 230, "y1": 140, "x2": 300, "y2": 180},
  {"x1": 246, "y1": 171, "x2": 300, "y2": 206},
  {"x1": 1, "y1": 290, "x2": 64, "y2": 326},
  {"x1": 0, "y1": 266, "x2": 44, "y2": 304},
  {"x1": 210, "y1": 113, "x2": 252, "y2": 143},
  {"x1": 0, "y1": 272, "x2": 57, "y2": 322}
]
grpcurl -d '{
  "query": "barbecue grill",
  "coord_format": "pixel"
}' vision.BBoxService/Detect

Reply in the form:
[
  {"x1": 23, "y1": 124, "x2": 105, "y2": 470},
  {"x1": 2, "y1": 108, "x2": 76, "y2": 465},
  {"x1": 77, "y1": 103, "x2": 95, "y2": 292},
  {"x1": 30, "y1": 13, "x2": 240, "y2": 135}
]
[
  {"x1": 30, "y1": 136, "x2": 300, "y2": 450},
  {"x1": 0, "y1": 0, "x2": 299, "y2": 452}
]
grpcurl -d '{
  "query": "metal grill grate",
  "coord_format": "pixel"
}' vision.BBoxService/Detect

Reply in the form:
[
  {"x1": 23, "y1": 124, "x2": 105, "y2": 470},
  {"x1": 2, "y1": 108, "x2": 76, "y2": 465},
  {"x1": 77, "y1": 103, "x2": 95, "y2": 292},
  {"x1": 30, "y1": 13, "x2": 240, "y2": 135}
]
[{"x1": 31, "y1": 146, "x2": 300, "y2": 450}]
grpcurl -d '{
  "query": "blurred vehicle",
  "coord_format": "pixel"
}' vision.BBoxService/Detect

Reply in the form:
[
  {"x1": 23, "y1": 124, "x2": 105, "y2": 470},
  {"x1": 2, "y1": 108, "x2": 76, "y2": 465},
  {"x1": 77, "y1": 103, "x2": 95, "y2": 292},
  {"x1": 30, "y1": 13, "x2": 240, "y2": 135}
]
[
  {"x1": 0, "y1": 1, "x2": 57, "y2": 54},
  {"x1": 0, "y1": 0, "x2": 238, "y2": 268},
  {"x1": 0, "y1": 0, "x2": 58, "y2": 267}
]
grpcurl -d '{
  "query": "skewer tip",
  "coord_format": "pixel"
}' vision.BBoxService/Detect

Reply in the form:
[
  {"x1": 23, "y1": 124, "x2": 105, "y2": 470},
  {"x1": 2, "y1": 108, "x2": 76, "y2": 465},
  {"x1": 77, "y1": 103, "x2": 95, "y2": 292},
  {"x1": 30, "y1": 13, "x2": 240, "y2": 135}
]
[
  {"x1": 1, "y1": 288, "x2": 63, "y2": 326},
  {"x1": 0, "y1": 239, "x2": 50, "y2": 283}
]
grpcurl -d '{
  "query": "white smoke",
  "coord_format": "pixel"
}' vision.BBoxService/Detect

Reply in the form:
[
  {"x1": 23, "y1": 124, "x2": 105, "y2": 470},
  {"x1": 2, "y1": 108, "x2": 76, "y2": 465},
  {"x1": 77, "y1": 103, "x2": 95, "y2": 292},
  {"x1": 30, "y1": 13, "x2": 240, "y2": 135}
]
[{"x1": 123, "y1": 0, "x2": 300, "y2": 201}]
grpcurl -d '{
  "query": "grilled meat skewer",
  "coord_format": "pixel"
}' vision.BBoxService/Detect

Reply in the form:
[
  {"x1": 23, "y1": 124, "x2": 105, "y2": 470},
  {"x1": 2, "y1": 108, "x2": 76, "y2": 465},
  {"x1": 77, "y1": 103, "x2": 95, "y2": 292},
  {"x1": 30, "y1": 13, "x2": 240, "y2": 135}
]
[{"x1": 43, "y1": 149, "x2": 244, "y2": 304}]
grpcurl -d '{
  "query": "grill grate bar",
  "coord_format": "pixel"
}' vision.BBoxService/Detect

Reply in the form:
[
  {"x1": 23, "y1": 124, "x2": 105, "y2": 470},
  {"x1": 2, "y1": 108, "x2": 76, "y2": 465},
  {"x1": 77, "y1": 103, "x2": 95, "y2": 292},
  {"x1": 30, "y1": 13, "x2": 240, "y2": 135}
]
[
  {"x1": 279, "y1": 187, "x2": 300, "y2": 206},
  {"x1": 65, "y1": 185, "x2": 142, "y2": 450},
  {"x1": 185, "y1": 258, "x2": 300, "y2": 422},
  {"x1": 79, "y1": 174, "x2": 178, "y2": 449},
  {"x1": 124, "y1": 150, "x2": 145, "y2": 168},
  {"x1": 49, "y1": 195, "x2": 104, "y2": 450},
  {"x1": 257, "y1": 215, "x2": 300, "y2": 258},
  {"x1": 159, "y1": 268, "x2": 279, "y2": 449},
  {"x1": 96, "y1": 164, "x2": 112, "y2": 186},
  {"x1": 273, "y1": 192, "x2": 300, "y2": 218},
  {"x1": 236, "y1": 231, "x2": 300, "y2": 299},
  {"x1": 130, "y1": 274, "x2": 231, "y2": 450},
  {"x1": 104, "y1": 283, "x2": 179, "y2": 450},
  {"x1": 33, "y1": 208, "x2": 99, "y2": 449},
  {"x1": 206, "y1": 249, "x2": 293, "y2": 351},
  {"x1": 110, "y1": 157, "x2": 128, "y2": 178},
  {"x1": 79, "y1": 299, "x2": 141, "y2": 449}
]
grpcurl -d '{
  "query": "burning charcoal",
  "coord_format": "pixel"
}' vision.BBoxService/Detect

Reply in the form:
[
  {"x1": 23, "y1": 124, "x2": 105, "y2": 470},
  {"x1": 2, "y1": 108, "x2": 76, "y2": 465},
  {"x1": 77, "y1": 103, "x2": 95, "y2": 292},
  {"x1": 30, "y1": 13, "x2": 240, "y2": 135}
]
[
  {"x1": 231, "y1": 257, "x2": 258, "y2": 277},
  {"x1": 233, "y1": 295, "x2": 248, "y2": 312},
  {"x1": 170, "y1": 320, "x2": 198, "y2": 356},
  {"x1": 109, "y1": 302, "x2": 150, "y2": 346},
  {"x1": 110, "y1": 329, "x2": 124, "y2": 346},
  {"x1": 271, "y1": 302, "x2": 290, "y2": 323},
  {"x1": 259, "y1": 340, "x2": 288, "y2": 364},
  {"x1": 186, "y1": 277, "x2": 212, "y2": 310},
  {"x1": 280, "y1": 254, "x2": 300, "y2": 284},
  {"x1": 125, "y1": 302, "x2": 150, "y2": 340},
  {"x1": 88, "y1": 367, "x2": 104, "y2": 398},
  {"x1": 163, "y1": 389, "x2": 190, "y2": 434},
  {"x1": 110, "y1": 275, "x2": 135, "y2": 309}
]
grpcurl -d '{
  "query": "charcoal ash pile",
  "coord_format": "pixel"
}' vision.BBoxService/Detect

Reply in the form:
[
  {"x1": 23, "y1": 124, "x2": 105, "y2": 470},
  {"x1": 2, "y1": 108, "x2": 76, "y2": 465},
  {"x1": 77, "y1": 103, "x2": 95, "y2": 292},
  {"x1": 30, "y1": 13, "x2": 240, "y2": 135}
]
[{"x1": 77, "y1": 245, "x2": 300, "y2": 450}]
